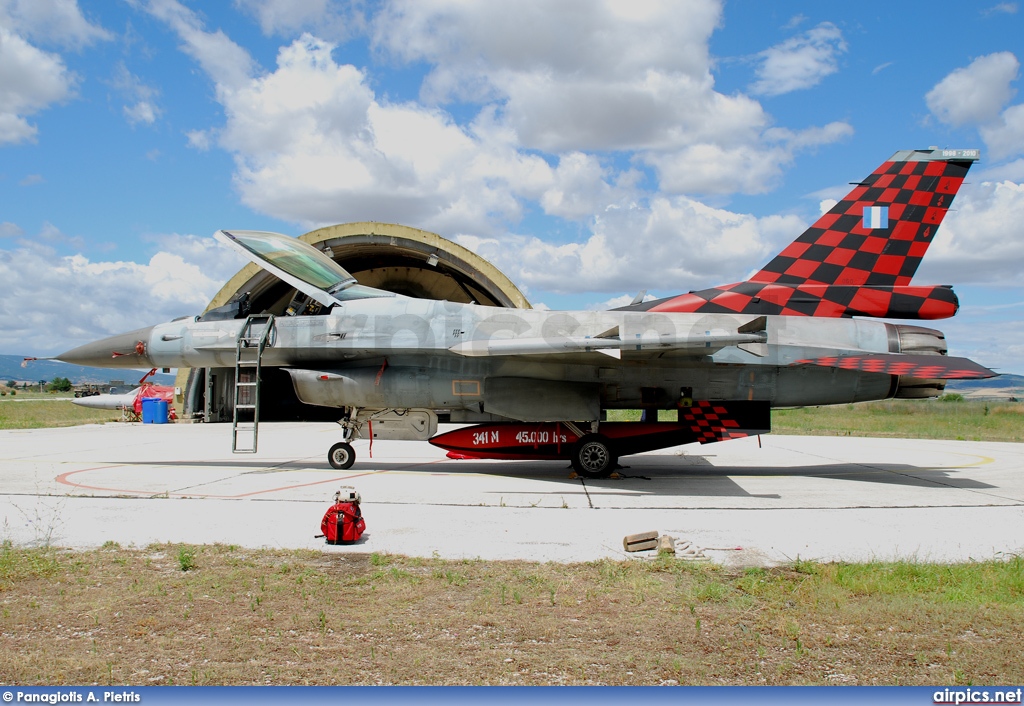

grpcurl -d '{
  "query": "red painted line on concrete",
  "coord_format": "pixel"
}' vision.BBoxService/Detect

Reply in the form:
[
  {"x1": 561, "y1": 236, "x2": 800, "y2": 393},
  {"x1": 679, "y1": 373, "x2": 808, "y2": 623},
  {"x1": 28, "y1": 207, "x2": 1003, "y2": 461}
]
[{"x1": 55, "y1": 466, "x2": 144, "y2": 495}]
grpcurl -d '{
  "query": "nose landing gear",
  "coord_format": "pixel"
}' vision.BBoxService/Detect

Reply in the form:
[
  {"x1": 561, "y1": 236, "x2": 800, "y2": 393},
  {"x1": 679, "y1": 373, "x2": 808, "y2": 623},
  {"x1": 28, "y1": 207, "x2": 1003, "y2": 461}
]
[
  {"x1": 328, "y1": 442, "x2": 356, "y2": 470},
  {"x1": 328, "y1": 408, "x2": 360, "y2": 469}
]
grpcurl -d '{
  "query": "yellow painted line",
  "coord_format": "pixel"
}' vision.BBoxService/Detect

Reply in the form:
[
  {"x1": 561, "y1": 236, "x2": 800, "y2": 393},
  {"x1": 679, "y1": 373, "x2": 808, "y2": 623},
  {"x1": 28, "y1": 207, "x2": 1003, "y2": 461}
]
[{"x1": 931, "y1": 452, "x2": 996, "y2": 469}]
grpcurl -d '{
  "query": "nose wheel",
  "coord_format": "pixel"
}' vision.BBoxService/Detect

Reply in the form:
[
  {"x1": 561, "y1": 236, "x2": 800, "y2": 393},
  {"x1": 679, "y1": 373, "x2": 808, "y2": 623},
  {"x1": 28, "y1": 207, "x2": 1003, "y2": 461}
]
[{"x1": 328, "y1": 442, "x2": 356, "y2": 470}]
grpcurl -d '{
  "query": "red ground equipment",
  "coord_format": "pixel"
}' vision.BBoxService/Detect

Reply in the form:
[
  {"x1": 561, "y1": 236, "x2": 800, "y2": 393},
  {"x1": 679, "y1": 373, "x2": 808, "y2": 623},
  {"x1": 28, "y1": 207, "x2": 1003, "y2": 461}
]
[{"x1": 319, "y1": 486, "x2": 366, "y2": 545}]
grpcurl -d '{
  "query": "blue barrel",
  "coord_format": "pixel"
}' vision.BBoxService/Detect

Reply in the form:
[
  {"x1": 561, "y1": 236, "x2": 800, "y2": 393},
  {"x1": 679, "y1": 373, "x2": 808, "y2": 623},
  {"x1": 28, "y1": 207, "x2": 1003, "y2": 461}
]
[
  {"x1": 153, "y1": 399, "x2": 169, "y2": 424},
  {"x1": 141, "y1": 398, "x2": 169, "y2": 424}
]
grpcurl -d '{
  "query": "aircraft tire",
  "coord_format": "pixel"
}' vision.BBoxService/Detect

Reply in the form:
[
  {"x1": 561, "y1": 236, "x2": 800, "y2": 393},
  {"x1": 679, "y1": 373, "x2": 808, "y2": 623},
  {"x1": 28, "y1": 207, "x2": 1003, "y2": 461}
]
[
  {"x1": 328, "y1": 442, "x2": 356, "y2": 470},
  {"x1": 571, "y1": 434, "x2": 617, "y2": 478}
]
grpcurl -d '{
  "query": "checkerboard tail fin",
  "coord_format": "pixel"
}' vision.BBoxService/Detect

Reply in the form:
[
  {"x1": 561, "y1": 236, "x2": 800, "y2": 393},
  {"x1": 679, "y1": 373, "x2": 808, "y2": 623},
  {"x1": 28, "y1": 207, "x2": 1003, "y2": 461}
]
[
  {"x1": 624, "y1": 149, "x2": 981, "y2": 319},
  {"x1": 750, "y1": 148, "x2": 979, "y2": 287}
]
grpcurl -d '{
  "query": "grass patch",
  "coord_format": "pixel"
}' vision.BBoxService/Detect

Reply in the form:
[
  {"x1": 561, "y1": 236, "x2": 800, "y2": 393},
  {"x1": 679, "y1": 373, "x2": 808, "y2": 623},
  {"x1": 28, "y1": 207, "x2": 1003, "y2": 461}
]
[
  {"x1": 0, "y1": 394, "x2": 118, "y2": 430},
  {"x1": 772, "y1": 400, "x2": 1024, "y2": 442},
  {"x1": 0, "y1": 541, "x2": 63, "y2": 589},
  {"x1": 609, "y1": 400, "x2": 1022, "y2": 443},
  {"x1": 0, "y1": 545, "x2": 1021, "y2": 685}
]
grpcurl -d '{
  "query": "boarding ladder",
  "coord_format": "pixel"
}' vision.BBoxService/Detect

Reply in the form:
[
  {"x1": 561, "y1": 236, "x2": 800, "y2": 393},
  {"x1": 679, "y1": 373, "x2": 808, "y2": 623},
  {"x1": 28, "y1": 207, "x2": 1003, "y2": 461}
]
[{"x1": 232, "y1": 314, "x2": 275, "y2": 453}]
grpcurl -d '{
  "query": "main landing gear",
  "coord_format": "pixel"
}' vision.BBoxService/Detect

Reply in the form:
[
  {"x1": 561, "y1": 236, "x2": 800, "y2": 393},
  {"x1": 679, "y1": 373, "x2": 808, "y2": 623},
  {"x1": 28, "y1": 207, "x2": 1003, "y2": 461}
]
[{"x1": 570, "y1": 433, "x2": 618, "y2": 479}]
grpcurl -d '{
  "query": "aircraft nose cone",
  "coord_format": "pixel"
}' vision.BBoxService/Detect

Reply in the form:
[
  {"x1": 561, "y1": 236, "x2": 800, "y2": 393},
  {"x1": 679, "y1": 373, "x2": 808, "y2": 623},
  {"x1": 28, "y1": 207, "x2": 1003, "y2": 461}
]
[{"x1": 56, "y1": 326, "x2": 156, "y2": 368}]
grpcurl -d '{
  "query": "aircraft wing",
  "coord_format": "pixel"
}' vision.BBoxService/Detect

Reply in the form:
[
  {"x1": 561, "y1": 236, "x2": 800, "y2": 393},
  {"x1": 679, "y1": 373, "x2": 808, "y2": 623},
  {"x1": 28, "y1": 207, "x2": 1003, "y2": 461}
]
[
  {"x1": 792, "y1": 353, "x2": 997, "y2": 379},
  {"x1": 449, "y1": 328, "x2": 767, "y2": 358}
]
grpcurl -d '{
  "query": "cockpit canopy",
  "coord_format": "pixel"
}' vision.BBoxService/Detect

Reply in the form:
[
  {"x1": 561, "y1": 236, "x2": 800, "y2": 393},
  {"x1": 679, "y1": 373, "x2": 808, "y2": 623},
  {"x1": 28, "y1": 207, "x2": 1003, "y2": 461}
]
[{"x1": 215, "y1": 229, "x2": 395, "y2": 309}]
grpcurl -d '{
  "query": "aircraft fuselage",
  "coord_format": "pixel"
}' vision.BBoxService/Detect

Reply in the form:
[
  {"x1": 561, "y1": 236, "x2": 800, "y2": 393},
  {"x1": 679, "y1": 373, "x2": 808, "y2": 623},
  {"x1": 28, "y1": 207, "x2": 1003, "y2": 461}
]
[{"x1": 60, "y1": 297, "x2": 942, "y2": 417}]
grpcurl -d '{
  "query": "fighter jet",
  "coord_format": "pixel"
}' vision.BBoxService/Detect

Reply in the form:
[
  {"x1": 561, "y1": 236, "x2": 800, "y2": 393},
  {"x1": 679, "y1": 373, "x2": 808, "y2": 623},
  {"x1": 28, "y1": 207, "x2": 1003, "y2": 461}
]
[
  {"x1": 70, "y1": 369, "x2": 175, "y2": 418},
  {"x1": 71, "y1": 387, "x2": 142, "y2": 411},
  {"x1": 56, "y1": 148, "x2": 995, "y2": 477}
]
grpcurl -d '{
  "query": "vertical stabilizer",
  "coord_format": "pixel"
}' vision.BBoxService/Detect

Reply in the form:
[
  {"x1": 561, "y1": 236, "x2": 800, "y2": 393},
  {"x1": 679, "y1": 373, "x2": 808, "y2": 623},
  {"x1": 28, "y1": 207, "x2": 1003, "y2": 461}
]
[
  {"x1": 751, "y1": 148, "x2": 979, "y2": 287},
  {"x1": 624, "y1": 149, "x2": 979, "y2": 319}
]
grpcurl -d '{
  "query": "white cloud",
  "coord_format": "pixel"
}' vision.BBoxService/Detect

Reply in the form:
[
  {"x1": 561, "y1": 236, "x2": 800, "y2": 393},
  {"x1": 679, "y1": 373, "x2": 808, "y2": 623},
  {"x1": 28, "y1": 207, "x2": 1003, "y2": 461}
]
[
  {"x1": 977, "y1": 158, "x2": 1024, "y2": 182},
  {"x1": 124, "y1": 101, "x2": 158, "y2": 125},
  {"x1": 750, "y1": 22, "x2": 847, "y2": 97},
  {"x1": 646, "y1": 121, "x2": 854, "y2": 195},
  {"x1": 0, "y1": 221, "x2": 22, "y2": 237},
  {"x1": 143, "y1": 0, "x2": 851, "y2": 248},
  {"x1": 144, "y1": 0, "x2": 257, "y2": 90},
  {"x1": 140, "y1": 5, "x2": 564, "y2": 234},
  {"x1": 217, "y1": 33, "x2": 556, "y2": 232},
  {"x1": 0, "y1": 27, "x2": 76, "y2": 144},
  {"x1": 783, "y1": 14, "x2": 808, "y2": 30},
  {"x1": 0, "y1": 0, "x2": 111, "y2": 49},
  {"x1": 926, "y1": 52, "x2": 1019, "y2": 127},
  {"x1": 589, "y1": 292, "x2": 655, "y2": 311},
  {"x1": 233, "y1": 0, "x2": 360, "y2": 40},
  {"x1": 917, "y1": 180, "x2": 1024, "y2": 286},
  {"x1": 372, "y1": 0, "x2": 777, "y2": 157},
  {"x1": 982, "y1": 2, "x2": 1018, "y2": 16},
  {"x1": 459, "y1": 199, "x2": 806, "y2": 296},
  {"x1": 18, "y1": 173, "x2": 43, "y2": 186},
  {"x1": 539, "y1": 153, "x2": 638, "y2": 220},
  {"x1": 0, "y1": 233, "x2": 248, "y2": 354},
  {"x1": 927, "y1": 52, "x2": 1024, "y2": 162},
  {"x1": 112, "y1": 63, "x2": 161, "y2": 126},
  {"x1": 186, "y1": 129, "x2": 213, "y2": 151},
  {"x1": 36, "y1": 221, "x2": 83, "y2": 249},
  {"x1": 979, "y1": 103, "x2": 1024, "y2": 161},
  {"x1": 371, "y1": 1, "x2": 849, "y2": 194}
]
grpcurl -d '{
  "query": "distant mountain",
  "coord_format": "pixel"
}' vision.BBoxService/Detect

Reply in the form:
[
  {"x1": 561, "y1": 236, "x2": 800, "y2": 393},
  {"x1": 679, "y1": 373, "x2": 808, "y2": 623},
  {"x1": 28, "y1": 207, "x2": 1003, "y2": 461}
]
[
  {"x1": 0, "y1": 355, "x2": 176, "y2": 386},
  {"x1": 946, "y1": 373, "x2": 1024, "y2": 397}
]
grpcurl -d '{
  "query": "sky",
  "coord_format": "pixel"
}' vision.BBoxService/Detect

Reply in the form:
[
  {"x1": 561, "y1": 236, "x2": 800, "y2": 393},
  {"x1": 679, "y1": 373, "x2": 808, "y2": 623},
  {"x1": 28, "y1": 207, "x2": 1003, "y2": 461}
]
[{"x1": 1, "y1": 0, "x2": 1023, "y2": 374}]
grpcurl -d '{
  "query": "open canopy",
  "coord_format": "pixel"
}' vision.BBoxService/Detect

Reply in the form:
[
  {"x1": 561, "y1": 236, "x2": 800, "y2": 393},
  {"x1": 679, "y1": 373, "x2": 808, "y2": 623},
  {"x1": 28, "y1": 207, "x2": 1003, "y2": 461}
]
[{"x1": 215, "y1": 229, "x2": 394, "y2": 308}]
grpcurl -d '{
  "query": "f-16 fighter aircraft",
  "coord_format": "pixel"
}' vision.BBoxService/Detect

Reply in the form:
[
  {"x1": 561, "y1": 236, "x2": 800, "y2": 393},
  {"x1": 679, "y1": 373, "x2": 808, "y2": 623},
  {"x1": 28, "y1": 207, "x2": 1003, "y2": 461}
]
[{"x1": 56, "y1": 148, "x2": 996, "y2": 477}]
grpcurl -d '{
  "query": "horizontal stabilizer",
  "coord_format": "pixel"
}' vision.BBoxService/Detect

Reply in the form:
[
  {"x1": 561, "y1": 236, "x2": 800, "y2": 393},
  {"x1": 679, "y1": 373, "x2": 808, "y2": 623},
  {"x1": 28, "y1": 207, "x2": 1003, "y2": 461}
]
[{"x1": 792, "y1": 353, "x2": 996, "y2": 379}]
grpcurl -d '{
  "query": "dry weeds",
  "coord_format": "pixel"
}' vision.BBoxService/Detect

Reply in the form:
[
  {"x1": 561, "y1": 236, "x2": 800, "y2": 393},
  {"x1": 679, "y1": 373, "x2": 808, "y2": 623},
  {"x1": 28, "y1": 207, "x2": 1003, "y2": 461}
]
[{"x1": 1, "y1": 544, "x2": 1022, "y2": 685}]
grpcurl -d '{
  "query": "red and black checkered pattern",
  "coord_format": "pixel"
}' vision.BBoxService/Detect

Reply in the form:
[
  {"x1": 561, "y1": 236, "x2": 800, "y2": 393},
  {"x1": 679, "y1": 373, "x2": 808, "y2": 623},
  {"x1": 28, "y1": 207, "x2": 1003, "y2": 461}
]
[
  {"x1": 752, "y1": 154, "x2": 972, "y2": 287},
  {"x1": 793, "y1": 353, "x2": 995, "y2": 379},
  {"x1": 618, "y1": 150, "x2": 978, "y2": 320},
  {"x1": 680, "y1": 400, "x2": 771, "y2": 444},
  {"x1": 645, "y1": 282, "x2": 959, "y2": 319}
]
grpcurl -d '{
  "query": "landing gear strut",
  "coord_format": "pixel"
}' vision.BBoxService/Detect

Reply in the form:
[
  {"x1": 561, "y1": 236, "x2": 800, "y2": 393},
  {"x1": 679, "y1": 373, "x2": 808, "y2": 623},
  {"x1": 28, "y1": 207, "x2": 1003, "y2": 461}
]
[
  {"x1": 328, "y1": 408, "x2": 359, "y2": 469},
  {"x1": 571, "y1": 434, "x2": 617, "y2": 478}
]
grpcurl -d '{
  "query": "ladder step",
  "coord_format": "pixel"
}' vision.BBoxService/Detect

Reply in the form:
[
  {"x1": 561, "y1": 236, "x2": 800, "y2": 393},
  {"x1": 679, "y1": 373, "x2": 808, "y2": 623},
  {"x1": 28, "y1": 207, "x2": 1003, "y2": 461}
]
[
  {"x1": 236, "y1": 404, "x2": 257, "y2": 410},
  {"x1": 236, "y1": 381, "x2": 259, "y2": 387}
]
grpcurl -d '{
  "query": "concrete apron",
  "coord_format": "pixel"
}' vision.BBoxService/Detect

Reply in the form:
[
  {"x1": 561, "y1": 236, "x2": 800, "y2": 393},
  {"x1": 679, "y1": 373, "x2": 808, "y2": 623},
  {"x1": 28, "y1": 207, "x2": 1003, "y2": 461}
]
[{"x1": 2, "y1": 422, "x2": 1022, "y2": 565}]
